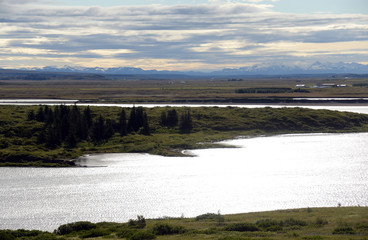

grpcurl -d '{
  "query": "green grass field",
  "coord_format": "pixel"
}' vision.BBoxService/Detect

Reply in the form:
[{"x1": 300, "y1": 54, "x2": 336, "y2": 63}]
[{"x1": 1, "y1": 207, "x2": 367, "y2": 240}]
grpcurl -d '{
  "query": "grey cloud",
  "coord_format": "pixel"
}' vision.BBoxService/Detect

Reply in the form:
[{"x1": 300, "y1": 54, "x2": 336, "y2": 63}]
[{"x1": 1, "y1": 2, "x2": 368, "y2": 69}]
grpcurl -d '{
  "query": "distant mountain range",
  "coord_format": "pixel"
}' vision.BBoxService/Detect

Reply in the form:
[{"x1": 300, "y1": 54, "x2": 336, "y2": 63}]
[{"x1": 24, "y1": 62, "x2": 368, "y2": 76}]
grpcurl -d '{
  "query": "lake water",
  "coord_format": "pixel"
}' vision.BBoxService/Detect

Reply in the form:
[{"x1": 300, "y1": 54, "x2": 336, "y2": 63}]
[{"x1": 1, "y1": 104, "x2": 368, "y2": 231}]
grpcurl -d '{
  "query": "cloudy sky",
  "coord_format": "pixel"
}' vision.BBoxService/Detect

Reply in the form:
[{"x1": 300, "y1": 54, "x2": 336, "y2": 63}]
[{"x1": 0, "y1": 0, "x2": 367, "y2": 71}]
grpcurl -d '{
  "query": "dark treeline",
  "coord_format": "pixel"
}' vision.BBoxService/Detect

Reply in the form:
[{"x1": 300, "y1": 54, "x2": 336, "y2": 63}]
[
  {"x1": 160, "y1": 108, "x2": 193, "y2": 133},
  {"x1": 27, "y1": 105, "x2": 151, "y2": 148},
  {"x1": 27, "y1": 105, "x2": 193, "y2": 148}
]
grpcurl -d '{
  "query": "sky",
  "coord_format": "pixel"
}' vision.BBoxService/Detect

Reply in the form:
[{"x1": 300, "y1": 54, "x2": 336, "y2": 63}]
[{"x1": 0, "y1": 0, "x2": 367, "y2": 71}]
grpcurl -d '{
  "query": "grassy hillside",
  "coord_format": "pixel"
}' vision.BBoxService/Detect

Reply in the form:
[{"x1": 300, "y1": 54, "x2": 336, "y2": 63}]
[
  {"x1": 1, "y1": 105, "x2": 368, "y2": 167},
  {"x1": 1, "y1": 207, "x2": 367, "y2": 239}
]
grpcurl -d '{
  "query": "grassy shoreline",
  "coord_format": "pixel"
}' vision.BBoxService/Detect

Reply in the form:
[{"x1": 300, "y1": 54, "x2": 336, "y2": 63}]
[
  {"x1": 2, "y1": 105, "x2": 368, "y2": 167},
  {"x1": 1, "y1": 207, "x2": 367, "y2": 239}
]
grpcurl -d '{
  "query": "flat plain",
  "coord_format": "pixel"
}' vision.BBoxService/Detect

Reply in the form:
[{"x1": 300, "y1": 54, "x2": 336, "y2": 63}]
[{"x1": 1, "y1": 76, "x2": 368, "y2": 103}]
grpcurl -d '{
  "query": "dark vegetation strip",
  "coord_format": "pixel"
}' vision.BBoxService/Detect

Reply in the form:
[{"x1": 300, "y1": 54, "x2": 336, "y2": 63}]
[{"x1": 1, "y1": 105, "x2": 368, "y2": 167}]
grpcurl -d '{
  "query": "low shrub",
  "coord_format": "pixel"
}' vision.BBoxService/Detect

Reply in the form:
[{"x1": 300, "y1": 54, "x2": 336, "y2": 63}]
[
  {"x1": 34, "y1": 233, "x2": 61, "y2": 240},
  {"x1": 128, "y1": 215, "x2": 146, "y2": 229},
  {"x1": 152, "y1": 223, "x2": 187, "y2": 235},
  {"x1": 195, "y1": 212, "x2": 224, "y2": 225},
  {"x1": 332, "y1": 226, "x2": 355, "y2": 235},
  {"x1": 356, "y1": 222, "x2": 368, "y2": 232},
  {"x1": 224, "y1": 223, "x2": 259, "y2": 232},
  {"x1": 129, "y1": 231, "x2": 156, "y2": 240},
  {"x1": 7, "y1": 229, "x2": 43, "y2": 238},
  {"x1": 302, "y1": 236, "x2": 325, "y2": 240},
  {"x1": 0, "y1": 231, "x2": 15, "y2": 240},
  {"x1": 201, "y1": 227, "x2": 219, "y2": 234},
  {"x1": 80, "y1": 228, "x2": 111, "y2": 238},
  {"x1": 218, "y1": 237, "x2": 249, "y2": 240},
  {"x1": 55, "y1": 221, "x2": 97, "y2": 235},
  {"x1": 117, "y1": 227, "x2": 137, "y2": 239},
  {"x1": 284, "y1": 218, "x2": 307, "y2": 227},
  {"x1": 256, "y1": 219, "x2": 282, "y2": 231},
  {"x1": 195, "y1": 213, "x2": 218, "y2": 221},
  {"x1": 314, "y1": 217, "x2": 328, "y2": 227}
]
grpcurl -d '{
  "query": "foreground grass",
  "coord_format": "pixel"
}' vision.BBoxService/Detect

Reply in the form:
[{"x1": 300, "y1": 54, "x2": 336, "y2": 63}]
[
  {"x1": 2, "y1": 105, "x2": 368, "y2": 167},
  {"x1": 1, "y1": 207, "x2": 367, "y2": 239}
]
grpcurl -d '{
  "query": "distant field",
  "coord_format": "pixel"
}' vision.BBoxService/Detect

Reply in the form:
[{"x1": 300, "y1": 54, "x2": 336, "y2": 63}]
[{"x1": 1, "y1": 77, "x2": 368, "y2": 103}]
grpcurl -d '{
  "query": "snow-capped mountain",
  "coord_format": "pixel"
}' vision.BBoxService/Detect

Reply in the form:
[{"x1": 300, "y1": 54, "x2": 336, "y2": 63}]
[
  {"x1": 26, "y1": 62, "x2": 368, "y2": 76},
  {"x1": 212, "y1": 62, "x2": 368, "y2": 75}
]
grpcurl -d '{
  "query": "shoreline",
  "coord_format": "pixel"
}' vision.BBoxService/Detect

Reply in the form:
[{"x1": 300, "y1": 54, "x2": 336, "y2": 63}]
[
  {"x1": 3, "y1": 98, "x2": 368, "y2": 106},
  {"x1": 2, "y1": 131, "x2": 366, "y2": 168},
  {"x1": 1, "y1": 207, "x2": 367, "y2": 236},
  {"x1": 2, "y1": 105, "x2": 368, "y2": 168}
]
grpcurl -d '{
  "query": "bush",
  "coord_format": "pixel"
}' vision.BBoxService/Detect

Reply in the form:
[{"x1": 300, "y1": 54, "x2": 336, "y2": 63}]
[
  {"x1": 356, "y1": 222, "x2": 368, "y2": 232},
  {"x1": 152, "y1": 223, "x2": 187, "y2": 235},
  {"x1": 55, "y1": 221, "x2": 97, "y2": 235},
  {"x1": 255, "y1": 219, "x2": 283, "y2": 231},
  {"x1": 332, "y1": 226, "x2": 355, "y2": 235},
  {"x1": 314, "y1": 217, "x2": 328, "y2": 227},
  {"x1": 218, "y1": 237, "x2": 249, "y2": 240},
  {"x1": 201, "y1": 227, "x2": 219, "y2": 234},
  {"x1": 7, "y1": 229, "x2": 43, "y2": 238},
  {"x1": 129, "y1": 231, "x2": 156, "y2": 240},
  {"x1": 283, "y1": 218, "x2": 307, "y2": 227},
  {"x1": 195, "y1": 213, "x2": 218, "y2": 221},
  {"x1": 117, "y1": 227, "x2": 136, "y2": 239},
  {"x1": 195, "y1": 212, "x2": 224, "y2": 225},
  {"x1": 0, "y1": 231, "x2": 15, "y2": 240},
  {"x1": 128, "y1": 215, "x2": 146, "y2": 229},
  {"x1": 34, "y1": 233, "x2": 60, "y2": 240},
  {"x1": 117, "y1": 228, "x2": 156, "y2": 240},
  {"x1": 224, "y1": 223, "x2": 259, "y2": 232},
  {"x1": 80, "y1": 228, "x2": 111, "y2": 238}
]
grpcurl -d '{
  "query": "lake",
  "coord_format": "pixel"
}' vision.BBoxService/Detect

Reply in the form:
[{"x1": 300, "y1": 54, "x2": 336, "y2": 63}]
[{"x1": 0, "y1": 104, "x2": 368, "y2": 231}]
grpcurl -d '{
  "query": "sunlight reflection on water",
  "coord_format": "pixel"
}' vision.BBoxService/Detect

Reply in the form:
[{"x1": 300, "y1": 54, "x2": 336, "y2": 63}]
[{"x1": 1, "y1": 132, "x2": 367, "y2": 231}]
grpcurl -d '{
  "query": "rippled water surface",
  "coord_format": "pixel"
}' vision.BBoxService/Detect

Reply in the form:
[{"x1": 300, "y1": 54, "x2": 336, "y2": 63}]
[{"x1": 1, "y1": 132, "x2": 367, "y2": 231}]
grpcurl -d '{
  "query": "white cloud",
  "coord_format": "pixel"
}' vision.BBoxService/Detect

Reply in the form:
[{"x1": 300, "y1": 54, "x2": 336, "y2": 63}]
[{"x1": 0, "y1": 2, "x2": 367, "y2": 70}]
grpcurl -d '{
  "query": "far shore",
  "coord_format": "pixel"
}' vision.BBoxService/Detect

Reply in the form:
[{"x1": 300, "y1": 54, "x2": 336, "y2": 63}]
[{"x1": 4, "y1": 98, "x2": 368, "y2": 107}]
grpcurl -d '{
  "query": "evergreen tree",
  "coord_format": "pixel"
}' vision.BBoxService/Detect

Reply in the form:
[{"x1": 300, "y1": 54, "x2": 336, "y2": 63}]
[
  {"x1": 35, "y1": 107, "x2": 45, "y2": 122},
  {"x1": 105, "y1": 119, "x2": 115, "y2": 139},
  {"x1": 65, "y1": 130, "x2": 77, "y2": 148},
  {"x1": 127, "y1": 106, "x2": 147, "y2": 132},
  {"x1": 167, "y1": 109, "x2": 178, "y2": 127},
  {"x1": 119, "y1": 109, "x2": 127, "y2": 136},
  {"x1": 27, "y1": 110, "x2": 35, "y2": 121},
  {"x1": 46, "y1": 108, "x2": 54, "y2": 125},
  {"x1": 160, "y1": 111, "x2": 167, "y2": 126},
  {"x1": 83, "y1": 106, "x2": 93, "y2": 128},
  {"x1": 141, "y1": 113, "x2": 150, "y2": 135},
  {"x1": 45, "y1": 125, "x2": 62, "y2": 148},
  {"x1": 180, "y1": 110, "x2": 193, "y2": 133},
  {"x1": 92, "y1": 115, "x2": 106, "y2": 143},
  {"x1": 127, "y1": 106, "x2": 137, "y2": 132}
]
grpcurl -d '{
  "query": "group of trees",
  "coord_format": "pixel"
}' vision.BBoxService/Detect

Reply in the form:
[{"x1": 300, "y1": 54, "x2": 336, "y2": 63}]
[
  {"x1": 27, "y1": 105, "x2": 193, "y2": 148},
  {"x1": 27, "y1": 105, "x2": 151, "y2": 148},
  {"x1": 160, "y1": 109, "x2": 193, "y2": 133}
]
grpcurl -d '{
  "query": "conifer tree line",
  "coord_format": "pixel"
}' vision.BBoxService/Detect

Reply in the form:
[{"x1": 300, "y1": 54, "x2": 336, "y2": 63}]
[
  {"x1": 27, "y1": 105, "x2": 192, "y2": 148},
  {"x1": 160, "y1": 109, "x2": 193, "y2": 133}
]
